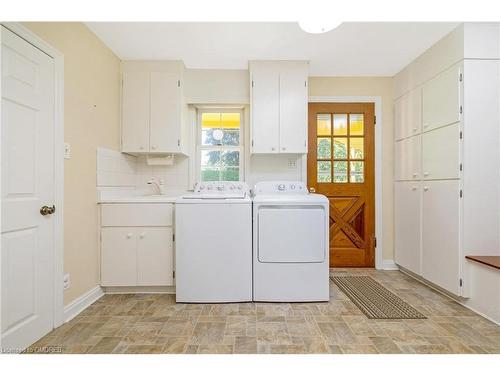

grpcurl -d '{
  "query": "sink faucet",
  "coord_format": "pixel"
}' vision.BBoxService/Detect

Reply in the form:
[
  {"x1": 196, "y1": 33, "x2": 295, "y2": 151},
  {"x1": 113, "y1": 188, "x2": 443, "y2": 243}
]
[{"x1": 147, "y1": 177, "x2": 167, "y2": 195}]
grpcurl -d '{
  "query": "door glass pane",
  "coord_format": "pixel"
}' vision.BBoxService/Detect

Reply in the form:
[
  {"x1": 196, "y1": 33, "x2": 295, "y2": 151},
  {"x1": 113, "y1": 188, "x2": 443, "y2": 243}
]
[
  {"x1": 317, "y1": 161, "x2": 331, "y2": 182},
  {"x1": 317, "y1": 114, "x2": 331, "y2": 136},
  {"x1": 333, "y1": 161, "x2": 348, "y2": 183},
  {"x1": 333, "y1": 114, "x2": 348, "y2": 135},
  {"x1": 350, "y1": 161, "x2": 364, "y2": 183},
  {"x1": 333, "y1": 138, "x2": 347, "y2": 159},
  {"x1": 350, "y1": 114, "x2": 364, "y2": 136},
  {"x1": 349, "y1": 138, "x2": 364, "y2": 159},
  {"x1": 317, "y1": 138, "x2": 331, "y2": 159},
  {"x1": 201, "y1": 150, "x2": 221, "y2": 181}
]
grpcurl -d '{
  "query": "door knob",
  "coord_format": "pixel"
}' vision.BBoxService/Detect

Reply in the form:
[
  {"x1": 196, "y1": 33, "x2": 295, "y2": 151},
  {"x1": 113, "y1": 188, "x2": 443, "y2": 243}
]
[
  {"x1": 309, "y1": 187, "x2": 316, "y2": 193},
  {"x1": 40, "y1": 205, "x2": 56, "y2": 216}
]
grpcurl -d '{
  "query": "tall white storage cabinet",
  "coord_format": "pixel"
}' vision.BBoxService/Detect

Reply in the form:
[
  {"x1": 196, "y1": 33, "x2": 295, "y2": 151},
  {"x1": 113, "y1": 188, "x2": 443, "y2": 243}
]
[
  {"x1": 394, "y1": 28, "x2": 500, "y2": 297},
  {"x1": 249, "y1": 61, "x2": 308, "y2": 154},
  {"x1": 121, "y1": 61, "x2": 189, "y2": 155}
]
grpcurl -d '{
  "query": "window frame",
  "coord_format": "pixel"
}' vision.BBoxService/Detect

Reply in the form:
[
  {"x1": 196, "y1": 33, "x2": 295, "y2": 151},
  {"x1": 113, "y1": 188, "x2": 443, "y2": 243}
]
[{"x1": 196, "y1": 108, "x2": 245, "y2": 182}]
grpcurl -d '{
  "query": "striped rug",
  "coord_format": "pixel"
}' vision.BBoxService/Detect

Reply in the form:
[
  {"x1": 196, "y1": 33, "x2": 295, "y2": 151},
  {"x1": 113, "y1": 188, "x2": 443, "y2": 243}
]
[{"x1": 331, "y1": 276, "x2": 426, "y2": 319}]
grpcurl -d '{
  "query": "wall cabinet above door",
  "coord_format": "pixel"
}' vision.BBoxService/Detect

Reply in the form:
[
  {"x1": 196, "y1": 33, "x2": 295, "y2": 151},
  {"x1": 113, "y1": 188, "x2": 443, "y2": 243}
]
[
  {"x1": 121, "y1": 61, "x2": 188, "y2": 155},
  {"x1": 250, "y1": 61, "x2": 308, "y2": 154}
]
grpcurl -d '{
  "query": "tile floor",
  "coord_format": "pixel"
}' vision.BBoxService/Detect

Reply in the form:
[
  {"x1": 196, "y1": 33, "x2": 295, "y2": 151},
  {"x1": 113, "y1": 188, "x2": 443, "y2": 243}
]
[{"x1": 27, "y1": 269, "x2": 500, "y2": 354}]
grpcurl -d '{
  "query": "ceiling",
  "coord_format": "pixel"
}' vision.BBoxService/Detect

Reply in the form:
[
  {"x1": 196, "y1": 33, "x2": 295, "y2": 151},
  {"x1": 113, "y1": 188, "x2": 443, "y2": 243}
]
[{"x1": 86, "y1": 22, "x2": 459, "y2": 76}]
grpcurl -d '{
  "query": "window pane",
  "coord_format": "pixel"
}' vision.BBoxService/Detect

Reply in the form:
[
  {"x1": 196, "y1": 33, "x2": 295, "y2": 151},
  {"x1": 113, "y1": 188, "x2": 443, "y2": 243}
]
[
  {"x1": 350, "y1": 161, "x2": 364, "y2": 183},
  {"x1": 201, "y1": 150, "x2": 221, "y2": 181},
  {"x1": 202, "y1": 112, "x2": 240, "y2": 146},
  {"x1": 333, "y1": 161, "x2": 348, "y2": 183},
  {"x1": 201, "y1": 113, "x2": 221, "y2": 128},
  {"x1": 221, "y1": 167, "x2": 239, "y2": 181},
  {"x1": 221, "y1": 113, "x2": 240, "y2": 129},
  {"x1": 317, "y1": 138, "x2": 331, "y2": 159},
  {"x1": 317, "y1": 161, "x2": 331, "y2": 183},
  {"x1": 350, "y1": 114, "x2": 364, "y2": 135},
  {"x1": 333, "y1": 138, "x2": 347, "y2": 159},
  {"x1": 349, "y1": 138, "x2": 364, "y2": 159},
  {"x1": 317, "y1": 114, "x2": 331, "y2": 136},
  {"x1": 221, "y1": 151, "x2": 239, "y2": 167},
  {"x1": 333, "y1": 114, "x2": 348, "y2": 135}
]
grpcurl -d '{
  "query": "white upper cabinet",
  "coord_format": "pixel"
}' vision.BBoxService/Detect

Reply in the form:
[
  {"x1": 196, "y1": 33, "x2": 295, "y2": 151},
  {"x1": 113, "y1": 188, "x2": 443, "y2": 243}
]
[
  {"x1": 395, "y1": 135, "x2": 421, "y2": 181},
  {"x1": 422, "y1": 123, "x2": 461, "y2": 180},
  {"x1": 121, "y1": 61, "x2": 187, "y2": 155},
  {"x1": 394, "y1": 88, "x2": 422, "y2": 141},
  {"x1": 250, "y1": 61, "x2": 308, "y2": 154},
  {"x1": 122, "y1": 71, "x2": 150, "y2": 152},
  {"x1": 422, "y1": 63, "x2": 461, "y2": 132}
]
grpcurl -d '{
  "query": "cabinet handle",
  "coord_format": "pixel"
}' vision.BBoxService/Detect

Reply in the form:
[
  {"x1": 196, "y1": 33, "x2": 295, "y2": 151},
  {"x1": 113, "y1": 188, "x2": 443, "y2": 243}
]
[
  {"x1": 282, "y1": 147, "x2": 286, "y2": 151},
  {"x1": 139, "y1": 146, "x2": 144, "y2": 150},
  {"x1": 139, "y1": 232, "x2": 145, "y2": 239},
  {"x1": 412, "y1": 186, "x2": 417, "y2": 191},
  {"x1": 126, "y1": 233, "x2": 133, "y2": 239},
  {"x1": 413, "y1": 127, "x2": 417, "y2": 132},
  {"x1": 412, "y1": 173, "x2": 417, "y2": 178},
  {"x1": 423, "y1": 186, "x2": 429, "y2": 191},
  {"x1": 271, "y1": 147, "x2": 275, "y2": 151},
  {"x1": 151, "y1": 146, "x2": 156, "y2": 150},
  {"x1": 423, "y1": 172, "x2": 429, "y2": 177}
]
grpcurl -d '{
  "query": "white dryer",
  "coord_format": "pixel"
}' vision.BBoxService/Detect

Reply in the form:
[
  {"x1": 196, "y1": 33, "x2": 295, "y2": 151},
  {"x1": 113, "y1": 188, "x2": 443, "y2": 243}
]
[
  {"x1": 252, "y1": 181, "x2": 329, "y2": 302},
  {"x1": 175, "y1": 181, "x2": 252, "y2": 303}
]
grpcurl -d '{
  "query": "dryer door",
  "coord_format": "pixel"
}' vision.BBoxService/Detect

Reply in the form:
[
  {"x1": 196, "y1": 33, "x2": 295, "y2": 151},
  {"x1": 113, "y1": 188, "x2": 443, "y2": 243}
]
[{"x1": 258, "y1": 207, "x2": 326, "y2": 263}]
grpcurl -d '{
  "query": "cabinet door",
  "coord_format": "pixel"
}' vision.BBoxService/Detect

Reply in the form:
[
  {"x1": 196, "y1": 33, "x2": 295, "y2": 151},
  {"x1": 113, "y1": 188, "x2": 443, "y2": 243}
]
[
  {"x1": 422, "y1": 123, "x2": 460, "y2": 180},
  {"x1": 422, "y1": 64, "x2": 461, "y2": 132},
  {"x1": 422, "y1": 180, "x2": 461, "y2": 295},
  {"x1": 395, "y1": 89, "x2": 422, "y2": 141},
  {"x1": 101, "y1": 227, "x2": 137, "y2": 286},
  {"x1": 279, "y1": 64, "x2": 308, "y2": 153},
  {"x1": 137, "y1": 227, "x2": 174, "y2": 286},
  {"x1": 150, "y1": 72, "x2": 182, "y2": 153},
  {"x1": 251, "y1": 65, "x2": 280, "y2": 153},
  {"x1": 395, "y1": 135, "x2": 421, "y2": 181},
  {"x1": 394, "y1": 181, "x2": 421, "y2": 274},
  {"x1": 122, "y1": 72, "x2": 150, "y2": 153}
]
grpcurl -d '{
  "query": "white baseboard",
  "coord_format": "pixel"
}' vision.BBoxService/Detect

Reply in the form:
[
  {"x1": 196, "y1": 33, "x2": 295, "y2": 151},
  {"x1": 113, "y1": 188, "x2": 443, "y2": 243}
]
[
  {"x1": 382, "y1": 259, "x2": 399, "y2": 271},
  {"x1": 63, "y1": 286, "x2": 104, "y2": 323}
]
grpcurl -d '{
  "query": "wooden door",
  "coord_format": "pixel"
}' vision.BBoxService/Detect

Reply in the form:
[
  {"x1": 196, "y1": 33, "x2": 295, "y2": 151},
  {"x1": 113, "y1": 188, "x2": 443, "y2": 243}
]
[
  {"x1": 307, "y1": 103, "x2": 375, "y2": 267},
  {"x1": 1, "y1": 26, "x2": 55, "y2": 349}
]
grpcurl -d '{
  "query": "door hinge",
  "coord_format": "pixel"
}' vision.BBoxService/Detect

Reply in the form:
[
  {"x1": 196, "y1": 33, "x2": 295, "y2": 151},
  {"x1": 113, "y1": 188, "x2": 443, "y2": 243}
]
[
  {"x1": 177, "y1": 80, "x2": 181, "y2": 87},
  {"x1": 374, "y1": 237, "x2": 377, "y2": 248},
  {"x1": 177, "y1": 139, "x2": 180, "y2": 147},
  {"x1": 459, "y1": 73, "x2": 463, "y2": 82},
  {"x1": 304, "y1": 81, "x2": 307, "y2": 87},
  {"x1": 459, "y1": 131, "x2": 463, "y2": 139},
  {"x1": 173, "y1": 233, "x2": 175, "y2": 242},
  {"x1": 459, "y1": 105, "x2": 463, "y2": 114},
  {"x1": 251, "y1": 80, "x2": 254, "y2": 88},
  {"x1": 459, "y1": 278, "x2": 463, "y2": 287},
  {"x1": 459, "y1": 163, "x2": 463, "y2": 171},
  {"x1": 173, "y1": 270, "x2": 176, "y2": 279},
  {"x1": 251, "y1": 139, "x2": 254, "y2": 147},
  {"x1": 460, "y1": 189, "x2": 463, "y2": 198},
  {"x1": 374, "y1": 116, "x2": 376, "y2": 125}
]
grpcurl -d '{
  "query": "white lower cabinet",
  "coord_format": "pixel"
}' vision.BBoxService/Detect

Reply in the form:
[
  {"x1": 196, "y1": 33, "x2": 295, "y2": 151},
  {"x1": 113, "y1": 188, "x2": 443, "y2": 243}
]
[
  {"x1": 99, "y1": 203, "x2": 174, "y2": 287},
  {"x1": 421, "y1": 180, "x2": 461, "y2": 295},
  {"x1": 394, "y1": 181, "x2": 421, "y2": 274}
]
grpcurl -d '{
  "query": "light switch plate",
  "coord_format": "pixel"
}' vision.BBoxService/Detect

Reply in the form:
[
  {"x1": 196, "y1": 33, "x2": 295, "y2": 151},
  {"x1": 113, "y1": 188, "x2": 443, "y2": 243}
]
[{"x1": 64, "y1": 143, "x2": 71, "y2": 159}]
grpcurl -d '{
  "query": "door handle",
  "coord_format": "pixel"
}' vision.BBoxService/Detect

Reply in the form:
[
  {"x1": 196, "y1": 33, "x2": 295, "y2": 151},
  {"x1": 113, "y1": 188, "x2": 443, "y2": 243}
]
[
  {"x1": 309, "y1": 187, "x2": 316, "y2": 193},
  {"x1": 40, "y1": 205, "x2": 56, "y2": 216}
]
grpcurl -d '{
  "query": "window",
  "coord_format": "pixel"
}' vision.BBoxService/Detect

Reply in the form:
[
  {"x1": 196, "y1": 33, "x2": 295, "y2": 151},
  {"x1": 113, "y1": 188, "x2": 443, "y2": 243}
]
[
  {"x1": 197, "y1": 109, "x2": 244, "y2": 181},
  {"x1": 316, "y1": 113, "x2": 365, "y2": 183}
]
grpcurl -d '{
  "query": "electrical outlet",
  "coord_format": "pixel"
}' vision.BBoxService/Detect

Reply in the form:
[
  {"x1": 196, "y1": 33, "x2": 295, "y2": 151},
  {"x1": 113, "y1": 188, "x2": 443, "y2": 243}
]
[
  {"x1": 64, "y1": 143, "x2": 71, "y2": 159},
  {"x1": 288, "y1": 159, "x2": 297, "y2": 170},
  {"x1": 63, "y1": 273, "x2": 70, "y2": 290}
]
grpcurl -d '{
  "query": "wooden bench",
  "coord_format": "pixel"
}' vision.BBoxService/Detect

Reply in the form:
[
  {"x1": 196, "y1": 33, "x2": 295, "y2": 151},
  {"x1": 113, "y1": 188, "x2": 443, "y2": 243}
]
[{"x1": 465, "y1": 256, "x2": 500, "y2": 270}]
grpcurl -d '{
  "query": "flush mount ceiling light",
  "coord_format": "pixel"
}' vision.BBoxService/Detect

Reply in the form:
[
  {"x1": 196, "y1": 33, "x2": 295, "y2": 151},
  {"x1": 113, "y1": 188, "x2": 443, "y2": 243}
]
[{"x1": 298, "y1": 21, "x2": 342, "y2": 34}]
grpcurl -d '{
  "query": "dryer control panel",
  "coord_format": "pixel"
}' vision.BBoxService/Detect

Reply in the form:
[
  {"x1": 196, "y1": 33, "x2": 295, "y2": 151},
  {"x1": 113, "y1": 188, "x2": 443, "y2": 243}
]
[{"x1": 253, "y1": 181, "x2": 307, "y2": 195}]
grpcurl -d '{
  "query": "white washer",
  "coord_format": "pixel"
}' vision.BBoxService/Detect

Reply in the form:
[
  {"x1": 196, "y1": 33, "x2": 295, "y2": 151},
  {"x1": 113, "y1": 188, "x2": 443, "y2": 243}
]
[
  {"x1": 175, "y1": 181, "x2": 252, "y2": 303},
  {"x1": 253, "y1": 181, "x2": 330, "y2": 302}
]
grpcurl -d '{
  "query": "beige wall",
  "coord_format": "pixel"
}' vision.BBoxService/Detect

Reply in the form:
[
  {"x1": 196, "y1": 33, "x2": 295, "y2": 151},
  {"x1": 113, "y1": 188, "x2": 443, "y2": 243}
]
[
  {"x1": 24, "y1": 22, "x2": 121, "y2": 305},
  {"x1": 308, "y1": 77, "x2": 394, "y2": 261}
]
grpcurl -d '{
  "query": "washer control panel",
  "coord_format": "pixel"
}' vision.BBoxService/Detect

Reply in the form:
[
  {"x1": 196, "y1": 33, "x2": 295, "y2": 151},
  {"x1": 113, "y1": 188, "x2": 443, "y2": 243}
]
[
  {"x1": 253, "y1": 181, "x2": 308, "y2": 195},
  {"x1": 194, "y1": 181, "x2": 249, "y2": 195}
]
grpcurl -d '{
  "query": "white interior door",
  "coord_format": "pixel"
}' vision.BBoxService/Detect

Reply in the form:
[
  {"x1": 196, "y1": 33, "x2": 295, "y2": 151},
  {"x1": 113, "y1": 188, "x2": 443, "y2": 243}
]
[{"x1": 1, "y1": 26, "x2": 55, "y2": 350}]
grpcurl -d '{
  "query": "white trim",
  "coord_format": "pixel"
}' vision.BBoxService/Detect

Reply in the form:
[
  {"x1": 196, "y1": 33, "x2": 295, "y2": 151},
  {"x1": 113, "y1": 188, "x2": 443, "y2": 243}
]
[
  {"x1": 308, "y1": 96, "x2": 384, "y2": 270},
  {"x1": 382, "y1": 259, "x2": 399, "y2": 271},
  {"x1": 1, "y1": 23, "x2": 65, "y2": 327},
  {"x1": 63, "y1": 286, "x2": 104, "y2": 323}
]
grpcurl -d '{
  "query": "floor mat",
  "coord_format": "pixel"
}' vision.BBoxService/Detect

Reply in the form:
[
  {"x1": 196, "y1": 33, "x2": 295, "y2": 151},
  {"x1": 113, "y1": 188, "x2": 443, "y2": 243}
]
[{"x1": 331, "y1": 276, "x2": 426, "y2": 319}]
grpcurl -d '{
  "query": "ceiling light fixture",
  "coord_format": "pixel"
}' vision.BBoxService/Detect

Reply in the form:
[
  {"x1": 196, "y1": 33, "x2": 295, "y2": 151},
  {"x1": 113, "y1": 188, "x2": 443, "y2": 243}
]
[{"x1": 298, "y1": 21, "x2": 342, "y2": 34}]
